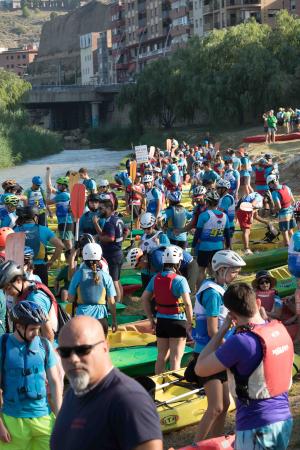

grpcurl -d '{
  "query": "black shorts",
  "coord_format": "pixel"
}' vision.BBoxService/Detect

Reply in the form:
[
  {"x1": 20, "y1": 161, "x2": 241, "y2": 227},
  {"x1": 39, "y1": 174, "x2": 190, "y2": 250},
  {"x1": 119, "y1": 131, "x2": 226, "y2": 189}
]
[
  {"x1": 184, "y1": 353, "x2": 227, "y2": 386},
  {"x1": 58, "y1": 222, "x2": 73, "y2": 232},
  {"x1": 197, "y1": 250, "x2": 218, "y2": 268},
  {"x1": 131, "y1": 204, "x2": 141, "y2": 219},
  {"x1": 156, "y1": 317, "x2": 187, "y2": 338},
  {"x1": 105, "y1": 255, "x2": 122, "y2": 281}
]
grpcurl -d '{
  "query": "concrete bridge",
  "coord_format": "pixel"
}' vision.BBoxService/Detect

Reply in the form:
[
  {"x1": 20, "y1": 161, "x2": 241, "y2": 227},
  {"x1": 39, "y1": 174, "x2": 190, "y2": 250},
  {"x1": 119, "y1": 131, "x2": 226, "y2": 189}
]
[{"x1": 23, "y1": 84, "x2": 127, "y2": 130}]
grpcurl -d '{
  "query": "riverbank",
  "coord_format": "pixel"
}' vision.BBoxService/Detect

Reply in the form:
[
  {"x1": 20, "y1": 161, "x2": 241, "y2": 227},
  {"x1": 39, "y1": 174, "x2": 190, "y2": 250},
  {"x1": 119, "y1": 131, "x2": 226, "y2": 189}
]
[{"x1": 0, "y1": 109, "x2": 63, "y2": 169}]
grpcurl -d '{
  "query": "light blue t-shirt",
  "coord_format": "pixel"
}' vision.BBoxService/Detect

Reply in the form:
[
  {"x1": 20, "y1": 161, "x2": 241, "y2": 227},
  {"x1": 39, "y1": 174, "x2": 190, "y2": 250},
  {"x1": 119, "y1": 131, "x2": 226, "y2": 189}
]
[
  {"x1": 0, "y1": 210, "x2": 16, "y2": 228},
  {"x1": 68, "y1": 267, "x2": 116, "y2": 319},
  {"x1": 1, "y1": 334, "x2": 57, "y2": 418},
  {"x1": 26, "y1": 288, "x2": 52, "y2": 315},
  {"x1": 240, "y1": 156, "x2": 250, "y2": 176},
  {"x1": 160, "y1": 207, "x2": 192, "y2": 242},
  {"x1": 146, "y1": 270, "x2": 190, "y2": 320},
  {"x1": 14, "y1": 224, "x2": 55, "y2": 265},
  {"x1": 272, "y1": 185, "x2": 293, "y2": 216}
]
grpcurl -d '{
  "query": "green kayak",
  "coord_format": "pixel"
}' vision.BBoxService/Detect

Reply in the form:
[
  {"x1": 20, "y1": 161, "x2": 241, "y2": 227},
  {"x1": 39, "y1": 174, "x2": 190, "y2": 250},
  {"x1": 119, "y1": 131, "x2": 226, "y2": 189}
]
[
  {"x1": 121, "y1": 269, "x2": 142, "y2": 286},
  {"x1": 110, "y1": 345, "x2": 193, "y2": 377},
  {"x1": 242, "y1": 247, "x2": 287, "y2": 273}
]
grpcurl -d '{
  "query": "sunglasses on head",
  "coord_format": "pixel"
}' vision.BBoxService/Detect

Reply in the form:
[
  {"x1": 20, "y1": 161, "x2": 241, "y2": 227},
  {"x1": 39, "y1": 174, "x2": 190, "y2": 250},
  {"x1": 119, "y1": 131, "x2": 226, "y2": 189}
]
[{"x1": 57, "y1": 340, "x2": 104, "y2": 359}]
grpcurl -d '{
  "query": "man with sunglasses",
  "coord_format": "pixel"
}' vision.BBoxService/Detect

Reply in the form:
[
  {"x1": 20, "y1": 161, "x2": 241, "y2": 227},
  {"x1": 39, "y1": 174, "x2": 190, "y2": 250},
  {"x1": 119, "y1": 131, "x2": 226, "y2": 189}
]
[
  {"x1": 0, "y1": 301, "x2": 62, "y2": 450},
  {"x1": 51, "y1": 316, "x2": 163, "y2": 450}
]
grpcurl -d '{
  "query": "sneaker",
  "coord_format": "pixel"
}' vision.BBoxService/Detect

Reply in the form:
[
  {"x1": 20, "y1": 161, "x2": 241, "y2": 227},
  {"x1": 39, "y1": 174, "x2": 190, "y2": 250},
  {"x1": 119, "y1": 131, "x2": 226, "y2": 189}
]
[{"x1": 244, "y1": 248, "x2": 253, "y2": 255}]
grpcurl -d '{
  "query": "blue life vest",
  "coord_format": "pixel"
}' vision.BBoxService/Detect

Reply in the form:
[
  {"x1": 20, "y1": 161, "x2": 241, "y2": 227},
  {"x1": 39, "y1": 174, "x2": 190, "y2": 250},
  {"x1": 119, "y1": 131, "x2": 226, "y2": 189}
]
[
  {"x1": 77, "y1": 266, "x2": 107, "y2": 305},
  {"x1": 224, "y1": 170, "x2": 237, "y2": 191},
  {"x1": 56, "y1": 199, "x2": 70, "y2": 219},
  {"x1": 26, "y1": 188, "x2": 46, "y2": 211},
  {"x1": 146, "y1": 188, "x2": 159, "y2": 215},
  {"x1": 218, "y1": 194, "x2": 235, "y2": 223},
  {"x1": 167, "y1": 206, "x2": 186, "y2": 229},
  {"x1": 2, "y1": 335, "x2": 48, "y2": 411}
]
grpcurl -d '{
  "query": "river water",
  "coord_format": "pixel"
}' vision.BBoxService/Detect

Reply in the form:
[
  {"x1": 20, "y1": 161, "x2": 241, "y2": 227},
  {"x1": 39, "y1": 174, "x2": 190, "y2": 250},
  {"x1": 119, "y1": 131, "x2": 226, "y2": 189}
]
[{"x1": 0, "y1": 148, "x2": 129, "y2": 188}]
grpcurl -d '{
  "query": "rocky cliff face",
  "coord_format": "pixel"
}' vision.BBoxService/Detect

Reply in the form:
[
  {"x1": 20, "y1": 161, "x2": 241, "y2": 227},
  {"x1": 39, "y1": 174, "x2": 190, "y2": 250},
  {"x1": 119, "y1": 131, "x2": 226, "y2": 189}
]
[{"x1": 28, "y1": 0, "x2": 110, "y2": 85}]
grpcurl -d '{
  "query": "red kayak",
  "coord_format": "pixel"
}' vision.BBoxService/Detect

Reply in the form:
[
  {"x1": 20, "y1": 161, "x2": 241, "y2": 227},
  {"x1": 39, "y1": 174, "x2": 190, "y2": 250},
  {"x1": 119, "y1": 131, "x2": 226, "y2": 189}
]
[
  {"x1": 123, "y1": 284, "x2": 142, "y2": 296},
  {"x1": 243, "y1": 132, "x2": 300, "y2": 143},
  {"x1": 175, "y1": 435, "x2": 235, "y2": 449}
]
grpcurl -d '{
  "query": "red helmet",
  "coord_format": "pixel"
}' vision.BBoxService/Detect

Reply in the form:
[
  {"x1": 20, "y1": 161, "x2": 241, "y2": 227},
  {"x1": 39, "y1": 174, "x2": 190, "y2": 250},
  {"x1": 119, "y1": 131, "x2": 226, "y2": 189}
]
[{"x1": 0, "y1": 227, "x2": 14, "y2": 248}]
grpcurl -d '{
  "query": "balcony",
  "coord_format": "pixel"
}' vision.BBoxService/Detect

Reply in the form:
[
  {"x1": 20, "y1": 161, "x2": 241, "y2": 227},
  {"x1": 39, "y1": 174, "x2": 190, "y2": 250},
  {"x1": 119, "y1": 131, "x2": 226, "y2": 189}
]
[{"x1": 203, "y1": 3, "x2": 213, "y2": 14}]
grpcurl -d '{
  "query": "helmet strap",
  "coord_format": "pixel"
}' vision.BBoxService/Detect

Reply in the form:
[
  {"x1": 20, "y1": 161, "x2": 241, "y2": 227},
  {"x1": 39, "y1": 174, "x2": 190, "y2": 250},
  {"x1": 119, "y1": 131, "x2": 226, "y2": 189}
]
[
  {"x1": 16, "y1": 324, "x2": 29, "y2": 343},
  {"x1": 11, "y1": 281, "x2": 24, "y2": 297}
]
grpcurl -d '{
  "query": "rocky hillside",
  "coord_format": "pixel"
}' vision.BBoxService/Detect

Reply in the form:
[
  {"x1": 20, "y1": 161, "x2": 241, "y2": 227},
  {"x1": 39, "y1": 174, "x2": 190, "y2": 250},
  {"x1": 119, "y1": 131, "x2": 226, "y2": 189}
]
[{"x1": 0, "y1": 10, "x2": 66, "y2": 49}]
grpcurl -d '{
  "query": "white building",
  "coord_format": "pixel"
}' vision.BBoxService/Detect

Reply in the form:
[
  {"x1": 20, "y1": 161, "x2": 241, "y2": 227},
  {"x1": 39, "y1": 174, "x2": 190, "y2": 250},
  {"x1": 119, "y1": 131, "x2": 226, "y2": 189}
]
[
  {"x1": 79, "y1": 32, "x2": 99, "y2": 85},
  {"x1": 193, "y1": 0, "x2": 203, "y2": 36}
]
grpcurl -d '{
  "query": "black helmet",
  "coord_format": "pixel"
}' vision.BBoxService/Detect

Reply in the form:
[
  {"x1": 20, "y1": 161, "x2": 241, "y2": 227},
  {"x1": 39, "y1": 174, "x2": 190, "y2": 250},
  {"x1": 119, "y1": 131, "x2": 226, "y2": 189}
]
[
  {"x1": 0, "y1": 260, "x2": 24, "y2": 288},
  {"x1": 16, "y1": 206, "x2": 39, "y2": 220},
  {"x1": 10, "y1": 301, "x2": 48, "y2": 325},
  {"x1": 87, "y1": 193, "x2": 100, "y2": 203},
  {"x1": 78, "y1": 233, "x2": 95, "y2": 250}
]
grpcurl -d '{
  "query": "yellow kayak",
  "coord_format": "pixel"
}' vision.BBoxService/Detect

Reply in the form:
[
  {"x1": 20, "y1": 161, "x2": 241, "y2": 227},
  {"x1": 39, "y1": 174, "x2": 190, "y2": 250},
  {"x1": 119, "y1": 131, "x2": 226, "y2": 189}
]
[{"x1": 107, "y1": 330, "x2": 156, "y2": 349}]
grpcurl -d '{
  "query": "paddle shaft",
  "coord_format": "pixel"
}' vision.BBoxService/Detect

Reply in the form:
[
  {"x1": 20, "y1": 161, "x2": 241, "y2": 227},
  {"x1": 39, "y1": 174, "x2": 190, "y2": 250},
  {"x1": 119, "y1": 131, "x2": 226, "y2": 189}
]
[{"x1": 156, "y1": 387, "x2": 204, "y2": 407}]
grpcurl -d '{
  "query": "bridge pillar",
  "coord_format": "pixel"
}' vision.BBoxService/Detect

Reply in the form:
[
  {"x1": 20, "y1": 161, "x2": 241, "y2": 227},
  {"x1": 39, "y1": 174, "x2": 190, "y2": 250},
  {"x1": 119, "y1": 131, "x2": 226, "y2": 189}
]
[{"x1": 91, "y1": 102, "x2": 100, "y2": 128}]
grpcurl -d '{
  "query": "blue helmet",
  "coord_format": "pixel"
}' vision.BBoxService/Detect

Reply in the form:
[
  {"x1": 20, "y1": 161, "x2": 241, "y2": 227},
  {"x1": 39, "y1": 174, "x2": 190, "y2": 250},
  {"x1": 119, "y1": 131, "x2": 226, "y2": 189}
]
[
  {"x1": 167, "y1": 190, "x2": 182, "y2": 203},
  {"x1": 32, "y1": 176, "x2": 42, "y2": 186},
  {"x1": 167, "y1": 164, "x2": 177, "y2": 173},
  {"x1": 11, "y1": 300, "x2": 48, "y2": 325}
]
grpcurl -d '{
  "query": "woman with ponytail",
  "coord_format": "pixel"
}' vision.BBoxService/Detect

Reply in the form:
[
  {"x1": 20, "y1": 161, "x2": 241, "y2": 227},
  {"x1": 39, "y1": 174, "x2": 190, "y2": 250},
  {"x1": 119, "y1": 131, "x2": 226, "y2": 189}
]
[{"x1": 68, "y1": 243, "x2": 117, "y2": 336}]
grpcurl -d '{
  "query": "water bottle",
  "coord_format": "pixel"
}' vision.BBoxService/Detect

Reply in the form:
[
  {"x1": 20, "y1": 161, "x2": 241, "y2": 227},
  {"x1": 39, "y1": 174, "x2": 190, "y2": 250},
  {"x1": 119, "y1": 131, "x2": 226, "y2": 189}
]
[
  {"x1": 296, "y1": 282, "x2": 300, "y2": 316},
  {"x1": 288, "y1": 232, "x2": 300, "y2": 277}
]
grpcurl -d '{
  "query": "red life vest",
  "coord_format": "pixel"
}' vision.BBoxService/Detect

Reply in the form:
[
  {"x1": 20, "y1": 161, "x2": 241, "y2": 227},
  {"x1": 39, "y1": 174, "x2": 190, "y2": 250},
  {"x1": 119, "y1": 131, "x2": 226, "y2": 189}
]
[
  {"x1": 255, "y1": 168, "x2": 267, "y2": 186},
  {"x1": 277, "y1": 185, "x2": 292, "y2": 209},
  {"x1": 163, "y1": 178, "x2": 182, "y2": 192},
  {"x1": 256, "y1": 289, "x2": 276, "y2": 312},
  {"x1": 18, "y1": 281, "x2": 58, "y2": 317},
  {"x1": 154, "y1": 272, "x2": 185, "y2": 315},
  {"x1": 229, "y1": 320, "x2": 293, "y2": 400}
]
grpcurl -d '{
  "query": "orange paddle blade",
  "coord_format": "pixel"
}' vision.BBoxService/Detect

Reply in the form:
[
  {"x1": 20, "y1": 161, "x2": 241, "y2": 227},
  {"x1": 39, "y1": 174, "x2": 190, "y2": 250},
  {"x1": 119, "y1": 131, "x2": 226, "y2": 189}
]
[
  {"x1": 5, "y1": 232, "x2": 25, "y2": 266},
  {"x1": 129, "y1": 161, "x2": 137, "y2": 182},
  {"x1": 71, "y1": 183, "x2": 86, "y2": 220}
]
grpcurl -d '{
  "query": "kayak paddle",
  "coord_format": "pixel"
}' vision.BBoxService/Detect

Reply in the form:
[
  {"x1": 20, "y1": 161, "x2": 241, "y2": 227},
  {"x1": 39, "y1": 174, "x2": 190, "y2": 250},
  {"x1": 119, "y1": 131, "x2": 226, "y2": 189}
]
[
  {"x1": 69, "y1": 172, "x2": 80, "y2": 193},
  {"x1": 71, "y1": 183, "x2": 86, "y2": 242},
  {"x1": 5, "y1": 232, "x2": 25, "y2": 266},
  {"x1": 129, "y1": 160, "x2": 137, "y2": 246}
]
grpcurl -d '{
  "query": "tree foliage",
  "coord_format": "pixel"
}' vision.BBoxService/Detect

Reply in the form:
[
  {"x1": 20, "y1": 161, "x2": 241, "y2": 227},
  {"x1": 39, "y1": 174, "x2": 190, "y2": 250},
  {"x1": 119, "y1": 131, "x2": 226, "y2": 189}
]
[
  {"x1": 118, "y1": 11, "x2": 300, "y2": 127},
  {"x1": 0, "y1": 70, "x2": 31, "y2": 110}
]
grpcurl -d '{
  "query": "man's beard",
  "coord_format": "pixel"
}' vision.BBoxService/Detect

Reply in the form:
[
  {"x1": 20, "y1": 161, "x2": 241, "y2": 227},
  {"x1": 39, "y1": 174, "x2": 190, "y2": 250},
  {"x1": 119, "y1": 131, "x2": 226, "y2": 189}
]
[{"x1": 67, "y1": 370, "x2": 90, "y2": 396}]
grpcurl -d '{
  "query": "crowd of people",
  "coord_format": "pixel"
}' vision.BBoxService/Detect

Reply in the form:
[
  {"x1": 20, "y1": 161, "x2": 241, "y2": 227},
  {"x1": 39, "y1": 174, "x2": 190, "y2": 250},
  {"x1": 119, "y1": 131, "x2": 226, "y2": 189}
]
[
  {"x1": 263, "y1": 107, "x2": 300, "y2": 143},
  {"x1": 0, "y1": 135, "x2": 298, "y2": 450}
]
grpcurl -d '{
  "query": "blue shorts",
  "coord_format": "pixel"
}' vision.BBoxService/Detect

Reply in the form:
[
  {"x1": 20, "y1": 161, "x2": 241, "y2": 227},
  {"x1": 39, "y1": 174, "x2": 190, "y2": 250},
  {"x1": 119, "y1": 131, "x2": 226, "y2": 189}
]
[
  {"x1": 235, "y1": 418, "x2": 293, "y2": 450},
  {"x1": 279, "y1": 216, "x2": 296, "y2": 231}
]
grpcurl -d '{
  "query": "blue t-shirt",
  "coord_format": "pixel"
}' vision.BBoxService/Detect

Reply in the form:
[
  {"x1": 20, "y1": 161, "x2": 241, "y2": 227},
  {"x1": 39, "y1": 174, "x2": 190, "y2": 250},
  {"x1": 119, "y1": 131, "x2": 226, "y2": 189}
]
[
  {"x1": 232, "y1": 156, "x2": 241, "y2": 171},
  {"x1": 201, "y1": 170, "x2": 220, "y2": 184},
  {"x1": 79, "y1": 211, "x2": 104, "y2": 236},
  {"x1": 0, "y1": 210, "x2": 16, "y2": 228},
  {"x1": 14, "y1": 224, "x2": 55, "y2": 265},
  {"x1": 240, "y1": 156, "x2": 251, "y2": 176},
  {"x1": 218, "y1": 194, "x2": 235, "y2": 227},
  {"x1": 145, "y1": 188, "x2": 161, "y2": 215},
  {"x1": 83, "y1": 178, "x2": 97, "y2": 193},
  {"x1": 53, "y1": 191, "x2": 73, "y2": 224},
  {"x1": 170, "y1": 171, "x2": 180, "y2": 186},
  {"x1": 101, "y1": 214, "x2": 125, "y2": 258},
  {"x1": 146, "y1": 270, "x2": 190, "y2": 320},
  {"x1": 1, "y1": 334, "x2": 57, "y2": 418},
  {"x1": 68, "y1": 266, "x2": 116, "y2": 319},
  {"x1": 216, "y1": 331, "x2": 291, "y2": 431},
  {"x1": 26, "y1": 287, "x2": 52, "y2": 314}
]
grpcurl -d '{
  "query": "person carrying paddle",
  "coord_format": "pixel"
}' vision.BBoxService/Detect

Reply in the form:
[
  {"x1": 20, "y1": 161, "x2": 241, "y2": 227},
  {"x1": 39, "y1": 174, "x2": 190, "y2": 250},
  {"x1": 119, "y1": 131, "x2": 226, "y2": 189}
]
[
  {"x1": 68, "y1": 243, "x2": 117, "y2": 335},
  {"x1": 195, "y1": 283, "x2": 294, "y2": 450},
  {"x1": 187, "y1": 250, "x2": 245, "y2": 442},
  {"x1": 267, "y1": 174, "x2": 295, "y2": 246},
  {"x1": 141, "y1": 245, "x2": 193, "y2": 374},
  {"x1": 0, "y1": 301, "x2": 62, "y2": 450},
  {"x1": 46, "y1": 177, "x2": 74, "y2": 254},
  {"x1": 14, "y1": 206, "x2": 64, "y2": 285},
  {"x1": 51, "y1": 316, "x2": 163, "y2": 450},
  {"x1": 24, "y1": 176, "x2": 48, "y2": 226}
]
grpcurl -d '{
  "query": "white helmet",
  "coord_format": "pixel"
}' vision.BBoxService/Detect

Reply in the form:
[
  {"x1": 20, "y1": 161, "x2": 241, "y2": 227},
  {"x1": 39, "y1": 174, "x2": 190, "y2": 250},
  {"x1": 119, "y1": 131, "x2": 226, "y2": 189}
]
[
  {"x1": 216, "y1": 179, "x2": 231, "y2": 190},
  {"x1": 82, "y1": 243, "x2": 103, "y2": 261},
  {"x1": 142, "y1": 174, "x2": 153, "y2": 183},
  {"x1": 126, "y1": 247, "x2": 144, "y2": 268},
  {"x1": 153, "y1": 167, "x2": 162, "y2": 173},
  {"x1": 266, "y1": 174, "x2": 278, "y2": 185},
  {"x1": 140, "y1": 212, "x2": 156, "y2": 229},
  {"x1": 211, "y1": 250, "x2": 246, "y2": 272},
  {"x1": 98, "y1": 179, "x2": 109, "y2": 187},
  {"x1": 162, "y1": 245, "x2": 183, "y2": 264},
  {"x1": 193, "y1": 185, "x2": 207, "y2": 196}
]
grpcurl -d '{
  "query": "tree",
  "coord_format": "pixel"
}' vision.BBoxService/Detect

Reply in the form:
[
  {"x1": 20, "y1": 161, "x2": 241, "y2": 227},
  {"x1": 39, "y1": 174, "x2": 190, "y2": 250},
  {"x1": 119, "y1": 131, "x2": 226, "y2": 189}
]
[
  {"x1": 21, "y1": 5, "x2": 30, "y2": 18},
  {"x1": 0, "y1": 70, "x2": 31, "y2": 110}
]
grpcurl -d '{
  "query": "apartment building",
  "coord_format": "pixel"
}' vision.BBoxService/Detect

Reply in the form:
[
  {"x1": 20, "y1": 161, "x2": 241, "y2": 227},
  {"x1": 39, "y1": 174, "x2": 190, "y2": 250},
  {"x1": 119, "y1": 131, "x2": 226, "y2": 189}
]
[
  {"x1": 170, "y1": 0, "x2": 193, "y2": 48},
  {"x1": 194, "y1": 0, "x2": 300, "y2": 37},
  {"x1": 80, "y1": 32, "x2": 99, "y2": 85},
  {"x1": 98, "y1": 29, "x2": 114, "y2": 85},
  {"x1": 0, "y1": 45, "x2": 37, "y2": 77}
]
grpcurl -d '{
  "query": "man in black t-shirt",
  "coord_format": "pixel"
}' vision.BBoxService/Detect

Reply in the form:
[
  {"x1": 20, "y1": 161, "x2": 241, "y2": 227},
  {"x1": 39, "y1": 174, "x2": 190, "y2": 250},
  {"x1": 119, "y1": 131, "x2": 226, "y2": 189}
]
[{"x1": 51, "y1": 316, "x2": 162, "y2": 450}]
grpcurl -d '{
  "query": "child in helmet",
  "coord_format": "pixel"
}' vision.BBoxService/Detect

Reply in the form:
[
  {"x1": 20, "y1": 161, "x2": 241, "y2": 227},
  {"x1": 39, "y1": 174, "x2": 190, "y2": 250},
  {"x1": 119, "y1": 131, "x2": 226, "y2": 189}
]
[
  {"x1": 68, "y1": 242, "x2": 117, "y2": 335},
  {"x1": 141, "y1": 245, "x2": 193, "y2": 374},
  {"x1": 0, "y1": 195, "x2": 19, "y2": 228},
  {"x1": 160, "y1": 190, "x2": 192, "y2": 249},
  {"x1": 192, "y1": 190, "x2": 231, "y2": 284},
  {"x1": 143, "y1": 174, "x2": 162, "y2": 218},
  {"x1": 79, "y1": 193, "x2": 104, "y2": 237},
  {"x1": 97, "y1": 179, "x2": 118, "y2": 210},
  {"x1": 47, "y1": 176, "x2": 74, "y2": 252},
  {"x1": 188, "y1": 250, "x2": 246, "y2": 441}
]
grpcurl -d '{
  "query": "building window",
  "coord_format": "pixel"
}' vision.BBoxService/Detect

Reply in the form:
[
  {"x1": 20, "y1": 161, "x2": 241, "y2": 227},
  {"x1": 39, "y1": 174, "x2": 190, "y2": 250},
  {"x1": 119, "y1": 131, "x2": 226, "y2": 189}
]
[
  {"x1": 268, "y1": 9, "x2": 279, "y2": 17},
  {"x1": 195, "y1": 19, "x2": 198, "y2": 27},
  {"x1": 6, "y1": 56, "x2": 9, "y2": 60},
  {"x1": 6, "y1": 65, "x2": 9, "y2": 68},
  {"x1": 22, "y1": 54, "x2": 26, "y2": 59},
  {"x1": 155, "y1": 24, "x2": 158, "y2": 32},
  {"x1": 11, "y1": 64, "x2": 14, "y2": 68},
  {"x1": 10, "y1": 55, "x2": 14, "y2": 59},
  {"x1": 17, "y1": 55, "x2": 20, "y2": 59}
]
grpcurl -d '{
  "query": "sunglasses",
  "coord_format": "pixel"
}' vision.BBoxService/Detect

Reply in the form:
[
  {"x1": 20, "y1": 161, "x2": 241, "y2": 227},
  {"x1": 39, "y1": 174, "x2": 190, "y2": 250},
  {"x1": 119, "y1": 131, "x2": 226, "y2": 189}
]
[
  {"x1": 57, "y1": 340, "x2": 104, "y2": 359},
  {"x1": 259, "y1": 279, "x2": 270, "y2": 285}
]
